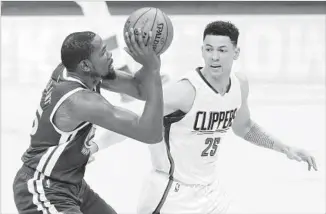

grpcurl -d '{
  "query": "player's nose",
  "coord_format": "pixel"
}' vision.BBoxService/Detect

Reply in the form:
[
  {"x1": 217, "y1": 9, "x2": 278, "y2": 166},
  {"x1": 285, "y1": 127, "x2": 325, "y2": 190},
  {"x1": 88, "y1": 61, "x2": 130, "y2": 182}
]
[{"x1": 212, "y1": 52, "x2": 220, "y2": 61}]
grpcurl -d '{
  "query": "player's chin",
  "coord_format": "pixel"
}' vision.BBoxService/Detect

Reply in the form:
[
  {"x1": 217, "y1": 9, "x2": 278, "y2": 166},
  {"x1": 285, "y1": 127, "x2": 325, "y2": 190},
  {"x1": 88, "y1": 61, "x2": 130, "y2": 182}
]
[{"x1": 210, "y1": 67, "x2": 223, "y2": 75}]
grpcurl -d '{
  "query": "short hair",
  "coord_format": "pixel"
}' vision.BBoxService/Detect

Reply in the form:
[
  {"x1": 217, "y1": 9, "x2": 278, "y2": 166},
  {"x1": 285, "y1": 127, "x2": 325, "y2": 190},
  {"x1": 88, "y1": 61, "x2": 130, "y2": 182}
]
[
  {"x1": 203, "y1": 21, "x2": 239, "y2": 46},
  {"x1": 61, "y1": 31, "x2": 96, "y2": 71}
]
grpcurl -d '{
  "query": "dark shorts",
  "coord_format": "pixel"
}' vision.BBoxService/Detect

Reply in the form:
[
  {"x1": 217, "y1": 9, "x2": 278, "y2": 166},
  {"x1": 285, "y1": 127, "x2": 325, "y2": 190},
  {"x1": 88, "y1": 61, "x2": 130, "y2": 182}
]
[{"x1": 13, "y1": 164, "x2": 117, "y2": 214}]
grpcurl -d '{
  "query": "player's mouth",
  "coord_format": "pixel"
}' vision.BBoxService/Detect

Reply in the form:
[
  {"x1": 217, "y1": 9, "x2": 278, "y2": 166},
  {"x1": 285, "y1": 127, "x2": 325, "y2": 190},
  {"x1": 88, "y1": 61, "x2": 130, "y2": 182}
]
[{"x1": 210, "y1": 65, "x2": 221, "y2": 69}]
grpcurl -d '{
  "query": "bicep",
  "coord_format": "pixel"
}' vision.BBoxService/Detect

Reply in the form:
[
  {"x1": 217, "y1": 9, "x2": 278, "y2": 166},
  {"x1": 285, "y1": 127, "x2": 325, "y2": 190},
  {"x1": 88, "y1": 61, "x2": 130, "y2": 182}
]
[
  {"x1": 232, "y1": 100, "x2": 251, "y2": 135},
  {"x1": 232, "y1": 73, "x2": 253, "y2": 136},
  {"x1": 67, "y1": 91, "x2": 143, "y2": 139}
]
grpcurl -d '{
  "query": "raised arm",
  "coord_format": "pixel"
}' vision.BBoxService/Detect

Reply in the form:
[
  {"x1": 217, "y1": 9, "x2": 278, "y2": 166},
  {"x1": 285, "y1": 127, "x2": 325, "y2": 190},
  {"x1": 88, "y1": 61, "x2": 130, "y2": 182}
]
[
  {"x1": 74, "y1": 29, "x2": 163, "y2": 144},
  {"x1": 65, "y1": 88, "x2": 162, "y2": 144},
  {"x1": 232, "y1": 72, "x2": 317, "y2": 171},
  {"x1": 100, "y1": 28, "x2": 165, "y2": 101}
]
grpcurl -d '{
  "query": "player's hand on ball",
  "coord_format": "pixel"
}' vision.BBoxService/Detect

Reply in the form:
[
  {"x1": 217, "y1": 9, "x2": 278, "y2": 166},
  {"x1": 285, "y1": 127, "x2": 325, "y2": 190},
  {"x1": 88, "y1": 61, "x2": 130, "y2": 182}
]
[
  {"x1": 285, "y1": 147, "x2": 317, "y2": 171},
  {"x1": 124, "y1": 28, "x2": 160, "y2": 71}
]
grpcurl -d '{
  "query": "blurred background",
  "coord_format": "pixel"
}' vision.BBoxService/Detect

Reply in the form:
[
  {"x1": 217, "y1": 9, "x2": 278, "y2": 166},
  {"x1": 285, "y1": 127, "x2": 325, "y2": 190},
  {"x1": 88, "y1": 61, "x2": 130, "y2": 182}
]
[{"x1": 1, "y1": 1, "x2": 325, "y2": 214}]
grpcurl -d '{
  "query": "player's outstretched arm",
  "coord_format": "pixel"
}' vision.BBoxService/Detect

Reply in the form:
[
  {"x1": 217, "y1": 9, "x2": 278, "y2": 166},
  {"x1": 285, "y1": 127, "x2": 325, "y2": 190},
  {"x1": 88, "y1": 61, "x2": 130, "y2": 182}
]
[
  {"x1": 65, "y1": 90, "x2": 162, "y2": 144},
  {"x1": 69, "y1": 29, "x2": 163, "y2": 145},
  {"x1": 88, "y1": 78, "x2": 194, "y2": 155},
  {"x1": 232, "y1": 73, "x2": 317, "y2": 171}
]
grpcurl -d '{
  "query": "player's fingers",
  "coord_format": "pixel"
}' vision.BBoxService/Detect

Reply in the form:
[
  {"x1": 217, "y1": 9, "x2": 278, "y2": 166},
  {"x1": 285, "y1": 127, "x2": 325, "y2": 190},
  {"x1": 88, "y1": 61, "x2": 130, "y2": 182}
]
[
  {"x1": 304, "y1": 156, "x2": 313, "y2": 171},
  {"x1": 124, "y1": 32, "x2": 136, "y2": 55},
  {"x1": 311, "y1": 156, "x2": 318, "y2": 171},
  {"x1": 144, "y1": 31, "x2": 150, "y2": 47},
  {"x1": 147, "y1": 31, "x2": 155, "y2": 52},
  {"x1": 129, "y1": 28, "x2": 143, "y2": 55},
  {"x1": 137, "y1": 28, "x2": 146, "y2": 51}
]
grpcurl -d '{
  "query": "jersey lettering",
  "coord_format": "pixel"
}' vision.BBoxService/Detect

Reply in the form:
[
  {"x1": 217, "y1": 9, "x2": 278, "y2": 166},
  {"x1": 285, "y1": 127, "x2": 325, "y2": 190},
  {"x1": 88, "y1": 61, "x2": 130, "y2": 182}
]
[{"x1": 193, "y1": 108, "x2": 238, "y2": 133}]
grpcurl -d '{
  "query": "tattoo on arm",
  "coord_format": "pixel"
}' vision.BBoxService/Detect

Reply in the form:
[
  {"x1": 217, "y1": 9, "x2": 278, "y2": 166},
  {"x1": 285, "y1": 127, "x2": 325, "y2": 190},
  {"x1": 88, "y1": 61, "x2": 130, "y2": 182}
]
[{"x1": 243, "y1": 123, "x2": 274, "y2": 149}]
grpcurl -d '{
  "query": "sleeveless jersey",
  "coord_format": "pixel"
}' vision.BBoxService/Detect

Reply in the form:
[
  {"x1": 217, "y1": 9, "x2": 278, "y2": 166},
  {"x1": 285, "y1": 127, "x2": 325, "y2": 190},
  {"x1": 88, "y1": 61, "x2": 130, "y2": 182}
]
[
  {"x1": 21, "y1": 64, "x2": 99, "y2": 184},
  {"x1": 149, "y1": 67, "x2": 242, "y2": 185}
]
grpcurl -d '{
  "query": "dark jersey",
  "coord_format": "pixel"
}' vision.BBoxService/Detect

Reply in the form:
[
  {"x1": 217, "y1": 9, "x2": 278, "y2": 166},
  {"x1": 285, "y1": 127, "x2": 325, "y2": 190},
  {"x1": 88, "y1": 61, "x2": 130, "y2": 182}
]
[{"x1": 22, "y1": 64, "x2": 100, "y2": 184}]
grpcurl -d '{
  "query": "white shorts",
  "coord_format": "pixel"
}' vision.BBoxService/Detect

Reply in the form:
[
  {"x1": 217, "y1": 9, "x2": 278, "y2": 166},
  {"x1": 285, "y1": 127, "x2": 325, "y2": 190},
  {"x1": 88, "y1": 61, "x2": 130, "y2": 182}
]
[{"x1": 137, "y1": 170, "x2": 230, "y2": 214}]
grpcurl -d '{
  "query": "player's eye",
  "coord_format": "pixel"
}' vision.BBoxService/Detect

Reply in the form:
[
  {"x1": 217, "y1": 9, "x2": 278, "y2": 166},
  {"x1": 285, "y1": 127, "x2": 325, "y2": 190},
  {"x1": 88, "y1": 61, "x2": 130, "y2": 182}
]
[
  {"x1": 219, "y1": 49, "x2": 227, "y2": 53},
  {"x1": 206, "y1": 48, "x2": 213, "y2": 52}
]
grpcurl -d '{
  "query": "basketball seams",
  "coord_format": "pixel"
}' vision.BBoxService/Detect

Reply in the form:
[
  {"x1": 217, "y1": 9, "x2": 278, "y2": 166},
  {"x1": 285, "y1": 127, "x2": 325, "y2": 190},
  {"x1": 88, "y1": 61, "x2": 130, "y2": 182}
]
[
  {"x1": 149, "y1": 8, "x2": 158, "y2": 33},
  {"x1": 125, "y1": 7, "x2": 172, "y2": 54},
  {"x1": 156, "y1": 10, "x2": 169, "y2": 55},
  {"x1": 131, "y1": 7, "x2": 153, "y2": 30},
  {"x1": 131, "y1": 7, "x2": 154, "y2": 47},
  {"x1": 148, "y1": 8, "x2": 158, "y2": 47},
  {"x1": 127, "y1": 7, "x2": 152, "y2": 44}
]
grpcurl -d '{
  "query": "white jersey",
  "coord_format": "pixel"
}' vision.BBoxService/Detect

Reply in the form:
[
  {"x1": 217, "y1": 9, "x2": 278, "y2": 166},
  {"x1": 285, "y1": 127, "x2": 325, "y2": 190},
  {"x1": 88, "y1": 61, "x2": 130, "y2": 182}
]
[{"x1": 149, "y1": 67, "x2": 242, "y2": 185}]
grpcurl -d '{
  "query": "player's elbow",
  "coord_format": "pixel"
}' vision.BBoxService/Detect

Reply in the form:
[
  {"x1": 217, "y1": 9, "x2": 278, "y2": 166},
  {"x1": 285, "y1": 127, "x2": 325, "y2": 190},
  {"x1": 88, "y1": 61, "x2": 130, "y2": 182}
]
[
  {"x1": 142, "y1": 132, "x2": 163, "y2": 144},
  {"x1": 138, "y1": 127, "x2": 163, "y2": 144},
  {"x1": 232, "y1": 119, "x2": 254, "y2": 138}
]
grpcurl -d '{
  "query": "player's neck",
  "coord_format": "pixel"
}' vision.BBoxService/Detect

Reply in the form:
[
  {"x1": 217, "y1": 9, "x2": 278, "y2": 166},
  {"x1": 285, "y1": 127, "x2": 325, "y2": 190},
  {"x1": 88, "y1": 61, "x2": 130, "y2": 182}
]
[
  {"x1": 201, "y1": 67, "x2": 230, "y2": 95},
  {"x1": 67, "y1": 71, "x2": 99, "y2": 90}
]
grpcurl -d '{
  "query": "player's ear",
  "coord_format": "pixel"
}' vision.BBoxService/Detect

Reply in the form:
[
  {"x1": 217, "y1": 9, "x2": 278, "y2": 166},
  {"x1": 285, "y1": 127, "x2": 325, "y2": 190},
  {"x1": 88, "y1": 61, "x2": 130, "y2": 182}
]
[
  {"x1": 81, "y1": 60, "x2": 92, "y2": 73},
  {"x1": 233, "y1": 46, "x2": 240, "y2": 60}
]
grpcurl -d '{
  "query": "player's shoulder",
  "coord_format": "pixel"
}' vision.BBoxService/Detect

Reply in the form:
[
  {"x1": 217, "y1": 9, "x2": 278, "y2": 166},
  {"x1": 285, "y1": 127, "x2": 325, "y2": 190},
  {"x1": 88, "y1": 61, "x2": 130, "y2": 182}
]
[
  {"x1": 163, "y1": 77, "x2": 195, "y2": 114},
  {"x1": 234, "y1": 72, "x2": 248, "y2": 84},
  {"x1": 67, "y1": 89, "x2": 102, "y2": 106},
  {"x1": 165, "y1": 77, "x2": 195, "y2": 95},
  {"x1": 234, "y1": 72, "x2": 249, "y2": 100},
  {"x1": 51, "y1": 81, "x2": 84, "y2": 99},
  {"x1": 60, "y1": 88, "x2": 111, "y2": 120}
]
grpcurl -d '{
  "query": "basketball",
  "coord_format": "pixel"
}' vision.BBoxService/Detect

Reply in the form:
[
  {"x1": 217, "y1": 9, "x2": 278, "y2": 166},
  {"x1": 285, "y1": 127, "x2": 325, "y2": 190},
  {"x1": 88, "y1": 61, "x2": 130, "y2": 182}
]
[{"x1": 123, "y1": 7, "x2": 174, "y2": 55}]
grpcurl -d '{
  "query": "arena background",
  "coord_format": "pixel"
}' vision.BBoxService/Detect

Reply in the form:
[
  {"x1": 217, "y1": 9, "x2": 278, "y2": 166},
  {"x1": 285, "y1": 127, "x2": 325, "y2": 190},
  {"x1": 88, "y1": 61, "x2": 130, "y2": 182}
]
[{"x1": 1, "y1": 1, "x2": 325, "y2": 213}]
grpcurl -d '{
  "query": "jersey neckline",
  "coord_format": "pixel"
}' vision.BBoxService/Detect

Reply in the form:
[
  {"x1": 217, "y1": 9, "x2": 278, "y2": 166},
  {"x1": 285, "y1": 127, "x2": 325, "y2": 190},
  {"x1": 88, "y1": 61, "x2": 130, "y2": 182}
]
[{"x1": 195, "y1": 67, "x2": 231, "y2": 95}]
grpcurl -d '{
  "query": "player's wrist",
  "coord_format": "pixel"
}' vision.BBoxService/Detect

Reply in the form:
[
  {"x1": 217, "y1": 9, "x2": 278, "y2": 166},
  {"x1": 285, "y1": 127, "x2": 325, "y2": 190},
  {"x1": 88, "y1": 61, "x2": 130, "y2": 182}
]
[{"x1": 272, "y1": 141, "x2": 290, "y2": 155}]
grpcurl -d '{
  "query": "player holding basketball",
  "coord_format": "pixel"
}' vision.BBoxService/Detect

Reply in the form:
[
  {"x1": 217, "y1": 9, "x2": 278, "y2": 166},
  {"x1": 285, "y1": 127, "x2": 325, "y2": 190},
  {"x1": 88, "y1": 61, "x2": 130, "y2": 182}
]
[
  {"x1": 91, "y1": 20, "x2": 318, "y2": 213},
  {"x1": 12, "y1": 29, "x2": 163, "y2": 214}
]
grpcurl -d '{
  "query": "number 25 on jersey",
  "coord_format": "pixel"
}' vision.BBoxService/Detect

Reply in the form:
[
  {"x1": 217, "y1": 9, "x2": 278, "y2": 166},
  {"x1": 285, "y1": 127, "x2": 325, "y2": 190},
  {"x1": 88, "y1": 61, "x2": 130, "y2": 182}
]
[{"x1": 201, "y1": 137, "x2": 220, "y2": 157}]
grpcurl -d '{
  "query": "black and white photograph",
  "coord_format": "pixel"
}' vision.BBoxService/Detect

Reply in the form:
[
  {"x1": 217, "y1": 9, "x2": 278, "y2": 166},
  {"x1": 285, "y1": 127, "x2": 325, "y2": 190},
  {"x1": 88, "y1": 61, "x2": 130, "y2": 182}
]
[{"x1": 1, "y1": 1, "x2": 325, "y2": 214}]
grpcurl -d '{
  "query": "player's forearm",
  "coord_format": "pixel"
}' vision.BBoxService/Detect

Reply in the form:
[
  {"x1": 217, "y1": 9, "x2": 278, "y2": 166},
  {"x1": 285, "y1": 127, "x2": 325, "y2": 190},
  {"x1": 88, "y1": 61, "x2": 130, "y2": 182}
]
[
  {"x1": 242, "y1": 121, "x2": 290, "y2": 154},
  {"x1": 138, "y1": 70, "x2": 164, "y2": 144},
  {"x1": 133, "y1": 65, "x2": 158, "y2": 100}
]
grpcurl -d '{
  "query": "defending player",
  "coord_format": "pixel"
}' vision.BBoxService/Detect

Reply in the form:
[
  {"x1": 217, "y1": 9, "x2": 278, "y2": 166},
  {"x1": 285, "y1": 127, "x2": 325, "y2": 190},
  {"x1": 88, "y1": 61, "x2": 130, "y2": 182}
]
[
  {"x1": 136, "y1": 20, "x2": 318, "y2": 214},
  {"x1": 90, "y1": 21, "x2": 318, "y2": 214}
]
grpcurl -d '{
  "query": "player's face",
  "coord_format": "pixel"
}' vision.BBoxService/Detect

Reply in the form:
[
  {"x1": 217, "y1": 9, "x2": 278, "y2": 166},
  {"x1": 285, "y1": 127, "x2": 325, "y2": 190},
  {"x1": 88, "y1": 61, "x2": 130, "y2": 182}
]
[
  {"x1": 89, "y1": 35, "x2": 115, "y2": 78},
  {"x1": 201, "y1": 35, "x2": 239, "y2": 79}
]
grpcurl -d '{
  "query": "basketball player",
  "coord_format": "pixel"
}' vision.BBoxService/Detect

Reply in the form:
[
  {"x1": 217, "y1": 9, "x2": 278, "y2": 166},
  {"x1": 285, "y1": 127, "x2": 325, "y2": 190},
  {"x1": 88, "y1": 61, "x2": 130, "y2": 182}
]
[
  {"x1": 138, "y1": 20, "x2": 318, "y2": 214},
  {"x1": 91, "y1": 20, "x2": 318, "y2": 213},
  {"x1": 12, "y1": 29, "x2": 163, "y2": 214},
  {"x1": 76, "y1": 1, "x2": 170, "y2": 103}
]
